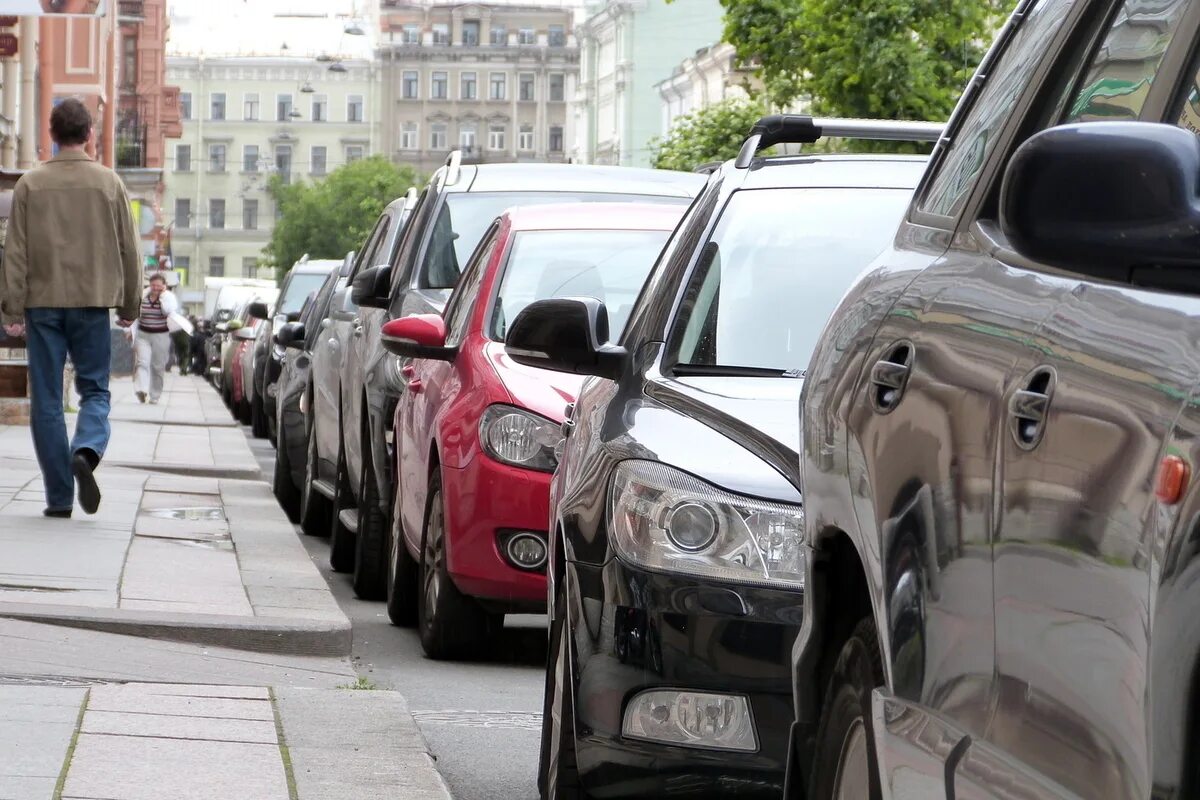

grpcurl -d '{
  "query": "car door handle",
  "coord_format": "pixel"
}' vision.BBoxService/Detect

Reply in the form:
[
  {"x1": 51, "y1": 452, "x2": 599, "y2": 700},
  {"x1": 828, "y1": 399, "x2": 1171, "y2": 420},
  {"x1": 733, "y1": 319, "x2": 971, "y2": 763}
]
[
  {"x1": 407, "y1": 379, "x2": 422, "y2": 393},
  {"x1": 1009, "y1": 367, "x2": 1055, "y2": 450},
  {"x1": 870, "y1": 342, "x2": 913, "y2": 413},
  {"x1": 401, "y1": 364, "x2": 416, "y2": 378},
  {"x1": 353, "y1": 326, "x2": 364, "y2": 338}
]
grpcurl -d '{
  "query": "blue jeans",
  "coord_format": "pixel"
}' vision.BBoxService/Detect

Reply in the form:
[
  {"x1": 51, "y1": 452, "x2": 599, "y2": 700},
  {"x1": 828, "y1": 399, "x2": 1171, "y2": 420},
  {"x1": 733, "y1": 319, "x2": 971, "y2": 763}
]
[{"x1": 24, "y1": 307, "x2": 113, "y2": 510}]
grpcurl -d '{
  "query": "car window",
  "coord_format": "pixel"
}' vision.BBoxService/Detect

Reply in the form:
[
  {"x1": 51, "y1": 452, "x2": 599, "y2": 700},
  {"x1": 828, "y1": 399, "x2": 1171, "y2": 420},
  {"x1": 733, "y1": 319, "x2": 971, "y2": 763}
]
[
  {"x1": 489, "y1": 229, "x2": 671, "y2": 342},
  {"x1": 1065, "y1": 0, "x2": 1190, "y2": 123},
  {"x1": 443, "y1": 224, "x2": 499, "y2": 348},
  {"x1": 389, "y1": 187, "x2": 437, "y2": 295},
  {"x1": 418, "y1": 191, "x2": 691, "y2": 290},
  {"x1": 918, "y1": 0, "x2": 1077, "y2": 219},
  {"x1": 349, "y1": 214, "x2": 388, "y2": 281},
  {"x1": 672, "y1": 187, "x2": 912, "y2": 374},
  {"x1": 1173, "y1": 38, "x2": 1200, "y2": 132},
  {"x1": 280, "y1": 273, "x2": 330, "y2": 315},
  {"x1": 303, "y1": 271, "x2": 340, "y2": 348}
]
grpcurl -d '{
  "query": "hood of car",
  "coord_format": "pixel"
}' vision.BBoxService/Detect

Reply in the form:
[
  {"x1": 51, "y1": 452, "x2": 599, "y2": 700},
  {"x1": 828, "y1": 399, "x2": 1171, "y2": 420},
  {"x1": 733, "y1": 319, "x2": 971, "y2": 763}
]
[
  {"x1": 485, "y1": 341, "x2": 584, "y2": 423},
  {"x1": 644, "y1": 375, "x2": 803, "y2": 489}
]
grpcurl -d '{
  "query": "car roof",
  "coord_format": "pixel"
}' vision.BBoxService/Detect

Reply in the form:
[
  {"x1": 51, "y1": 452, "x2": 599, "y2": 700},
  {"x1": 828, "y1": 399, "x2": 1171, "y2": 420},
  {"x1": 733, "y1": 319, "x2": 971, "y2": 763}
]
[
  {"x1": 503, "y1": 202, "x2": 686, "y2": 233},
  {"x1": 291, "y1": 260, "x2": 342, "y2": 274},
  {"x1": 732, "y1": 154, "x2": 929, "y2": 191},
  {"x1": 451, "y1": 163, "x2": 705, "y2": 197}
]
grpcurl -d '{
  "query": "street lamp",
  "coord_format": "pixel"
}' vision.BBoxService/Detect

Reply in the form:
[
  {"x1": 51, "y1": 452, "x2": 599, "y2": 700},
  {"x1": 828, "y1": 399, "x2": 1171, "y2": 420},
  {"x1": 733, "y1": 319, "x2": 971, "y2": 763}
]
[
  {"x1": 328, "y1": 61, "x2": 348, "y2": 74},
  {"x1": 344, "y1": 21, "x2": 365, "y2": 36},
  {"x1": 300, "y1": 81, "x2": 315, "y2": 94}
]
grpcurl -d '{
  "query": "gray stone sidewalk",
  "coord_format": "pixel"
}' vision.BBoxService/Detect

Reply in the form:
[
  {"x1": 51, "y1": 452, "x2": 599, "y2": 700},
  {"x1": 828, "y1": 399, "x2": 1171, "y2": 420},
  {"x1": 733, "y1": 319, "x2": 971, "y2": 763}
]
[
  {"x1": 0, "y1": 374, "x2": 350, "y2": 655},
  {"x1": 0, "y1": 682, "x2": 451, "y2": 800}
]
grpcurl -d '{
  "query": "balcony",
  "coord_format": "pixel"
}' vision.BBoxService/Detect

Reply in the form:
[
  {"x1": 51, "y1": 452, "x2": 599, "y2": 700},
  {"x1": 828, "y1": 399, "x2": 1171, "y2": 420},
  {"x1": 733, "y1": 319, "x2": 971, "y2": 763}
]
[{"x1": 118, "y1": 0, "x2": 144, "y2": 21}]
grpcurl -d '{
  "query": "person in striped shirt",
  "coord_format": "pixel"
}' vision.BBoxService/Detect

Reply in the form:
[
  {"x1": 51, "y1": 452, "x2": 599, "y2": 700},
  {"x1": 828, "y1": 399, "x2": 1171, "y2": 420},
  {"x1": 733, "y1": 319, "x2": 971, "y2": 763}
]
[{"x1": 133, "y1": 274, "x2": 175, "y2": 404}]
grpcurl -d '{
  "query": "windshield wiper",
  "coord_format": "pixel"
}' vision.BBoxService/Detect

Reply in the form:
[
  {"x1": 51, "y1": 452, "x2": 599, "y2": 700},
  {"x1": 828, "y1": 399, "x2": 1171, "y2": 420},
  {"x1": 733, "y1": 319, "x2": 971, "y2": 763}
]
[{"x1": 673, "y1": 364, "x2": 803, "y2": 378}]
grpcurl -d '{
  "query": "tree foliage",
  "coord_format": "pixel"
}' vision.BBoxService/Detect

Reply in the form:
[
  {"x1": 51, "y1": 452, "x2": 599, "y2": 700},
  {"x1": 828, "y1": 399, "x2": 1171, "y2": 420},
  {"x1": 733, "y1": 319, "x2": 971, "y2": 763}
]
[
  {"x1": 651, "y1": 98, "x2": 767, "y2": 172},
  {"x1": 266, "y1": 156, "x2": 419, "y2": 277},
  {"x1": 686, "y1": 0, "x2": 1012, "y2": 120}
]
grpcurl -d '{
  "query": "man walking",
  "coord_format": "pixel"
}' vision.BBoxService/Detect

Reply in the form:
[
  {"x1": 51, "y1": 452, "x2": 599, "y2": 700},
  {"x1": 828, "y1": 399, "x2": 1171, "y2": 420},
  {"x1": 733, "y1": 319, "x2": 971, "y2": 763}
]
[
  {"x1": 133, "y1": 274, "x2": 175, "y2": 403},
  {"x1": 0, "y1": 98, "x2": 141, "y2": 517}
]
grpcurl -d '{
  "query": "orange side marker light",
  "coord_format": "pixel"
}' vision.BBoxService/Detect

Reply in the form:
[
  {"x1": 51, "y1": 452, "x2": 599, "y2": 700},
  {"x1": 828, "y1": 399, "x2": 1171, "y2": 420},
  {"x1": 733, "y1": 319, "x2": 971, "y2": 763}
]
[{"x1": 1156, "y1": 455, "x2": 1190, "y2": 506}]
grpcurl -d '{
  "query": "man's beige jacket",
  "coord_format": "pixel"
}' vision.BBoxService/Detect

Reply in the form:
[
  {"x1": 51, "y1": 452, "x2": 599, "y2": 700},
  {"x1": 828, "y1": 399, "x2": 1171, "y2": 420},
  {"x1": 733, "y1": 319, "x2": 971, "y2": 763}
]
[{"x1": 0, "y1": 150, "x2": 142, "y2": 324}]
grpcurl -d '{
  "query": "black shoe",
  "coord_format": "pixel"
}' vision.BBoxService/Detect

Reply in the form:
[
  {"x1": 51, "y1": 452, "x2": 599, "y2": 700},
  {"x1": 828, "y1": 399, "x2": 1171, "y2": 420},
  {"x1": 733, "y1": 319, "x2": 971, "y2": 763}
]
[
  {"x1": 72, "y1": 450, "x2": 101, "y2": 515},
  {"x1": 43, "y1": 508, "x2": 72, "y2": 518}
]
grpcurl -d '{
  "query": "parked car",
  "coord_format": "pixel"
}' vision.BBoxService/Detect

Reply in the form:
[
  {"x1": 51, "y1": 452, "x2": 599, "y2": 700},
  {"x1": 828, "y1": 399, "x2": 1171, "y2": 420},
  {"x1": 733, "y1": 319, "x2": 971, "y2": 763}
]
[
  {"x1": 248, "y1": 257, "x2": 341, "y2": 441},
  {"x1": 207, "y1": 284, "x2": 273, "y2": 389},
  {"x1": 226, "y1": 305, "x2": 262, "y2": 422},
  {"x1": 301, "y1": 190, "x2": 420, "y2": 553},
  {"x1": 272, "y1": 269, "x2": 343, "y2": 522},
  {"x1": 332, "y1": 156, "x2": 704, "y2": 601},
  {"x1": 791, "y1": 3, "x2": 1200, "y2": 798},
  {"x1": 505, "y1": 117, "x2": 933, "y2": 798},
  {"x1": 380, "y1": 202, "x2": 687, "y2": 656}
]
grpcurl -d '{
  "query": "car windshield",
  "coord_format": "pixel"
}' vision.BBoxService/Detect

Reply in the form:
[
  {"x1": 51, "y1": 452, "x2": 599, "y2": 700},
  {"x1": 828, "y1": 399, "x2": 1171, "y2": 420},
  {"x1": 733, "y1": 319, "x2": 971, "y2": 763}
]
[
  {"x1": 673, "y1": 187, "x2": 911, "y2": 374},
  {"x1": 422, "y1": 192, "x2": 689, "y2": 289},
  {"x1": 489, "y1": 229, "x2": 671, "y2": 341},
  {"x1": 280, "y1": 273, "x2": 330, "y2": 315}
]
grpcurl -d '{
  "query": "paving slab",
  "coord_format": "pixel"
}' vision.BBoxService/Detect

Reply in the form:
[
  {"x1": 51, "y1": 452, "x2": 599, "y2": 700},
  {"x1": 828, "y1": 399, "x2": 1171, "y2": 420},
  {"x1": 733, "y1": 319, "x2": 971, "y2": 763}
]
[{"x1": 0, "y1": 686, "x2": 85, "y2": 800}]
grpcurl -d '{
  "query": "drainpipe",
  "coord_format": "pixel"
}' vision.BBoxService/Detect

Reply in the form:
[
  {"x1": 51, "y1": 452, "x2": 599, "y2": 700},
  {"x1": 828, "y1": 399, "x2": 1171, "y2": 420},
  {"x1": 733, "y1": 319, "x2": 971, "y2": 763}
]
[{"x1": 2, "y1": 55, "x2": 17, "y2": 168}]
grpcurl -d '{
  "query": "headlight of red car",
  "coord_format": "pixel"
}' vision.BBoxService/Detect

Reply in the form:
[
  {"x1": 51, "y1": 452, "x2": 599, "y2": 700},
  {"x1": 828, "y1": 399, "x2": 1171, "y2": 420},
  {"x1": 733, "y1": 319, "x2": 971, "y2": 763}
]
[{"x1": 479, "y1": 404, "x2": 560, "y2": 473}]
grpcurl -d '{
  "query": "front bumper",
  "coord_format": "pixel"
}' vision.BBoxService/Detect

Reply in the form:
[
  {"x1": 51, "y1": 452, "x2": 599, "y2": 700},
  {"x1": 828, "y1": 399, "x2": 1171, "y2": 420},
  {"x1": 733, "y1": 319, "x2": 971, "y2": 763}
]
[
  {"x1": 570, "y1": 558, "x2": 803, "y2": 798},
  {"x1": 441, "y1": 456, "x2": 549, "y2": 610}
]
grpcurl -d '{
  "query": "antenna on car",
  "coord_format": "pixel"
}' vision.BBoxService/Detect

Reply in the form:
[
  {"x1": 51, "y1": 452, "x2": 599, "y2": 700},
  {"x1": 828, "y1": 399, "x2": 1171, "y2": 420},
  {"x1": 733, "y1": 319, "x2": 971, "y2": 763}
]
[{"x1": 734, "y1": 115, "x2": 946, "y2": 169}]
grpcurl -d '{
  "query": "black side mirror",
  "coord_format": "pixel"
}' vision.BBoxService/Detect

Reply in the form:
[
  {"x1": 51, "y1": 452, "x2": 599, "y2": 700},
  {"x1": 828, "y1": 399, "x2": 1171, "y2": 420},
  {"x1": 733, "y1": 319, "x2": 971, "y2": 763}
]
[
  {"x1": 275, "y1": 321, "x2": 306, "y2": 349},
  {"x1": 504, "y1": 298, "x2": 626, "y2": 380},
  {"x1": 351, "y1": 265, "x2": 392, "y2": 309},
  {"x1": 248, "y1": 301, "x2": 270, "y2": 320},
  {"x1": 286, "y1": 311, "x2": 302, "y2": 323},
  {"x1": 1001, "y1": 122, "x2": 1200, "y2": 286}
]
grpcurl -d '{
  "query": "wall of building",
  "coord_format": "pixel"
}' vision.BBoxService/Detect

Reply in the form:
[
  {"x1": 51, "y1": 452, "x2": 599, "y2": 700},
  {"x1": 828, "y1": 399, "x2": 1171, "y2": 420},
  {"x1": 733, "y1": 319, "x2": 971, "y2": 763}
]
[
  {"x1": 656, "y1": 41, "x2": 759, "y2": 135},
  {"x1": 378, "y1": 2, "x2": 578, "y2": 175}
]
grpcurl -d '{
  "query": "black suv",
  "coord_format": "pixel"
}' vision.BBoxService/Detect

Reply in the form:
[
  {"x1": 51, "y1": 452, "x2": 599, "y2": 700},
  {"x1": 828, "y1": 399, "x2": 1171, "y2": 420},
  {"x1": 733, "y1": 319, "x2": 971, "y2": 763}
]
[
  {"x1": 792, "y1": 1, "x2": 1200, "y2": 798},
  {"x1": 505, "y1": 117, "x2": 937, "y2": 799}
]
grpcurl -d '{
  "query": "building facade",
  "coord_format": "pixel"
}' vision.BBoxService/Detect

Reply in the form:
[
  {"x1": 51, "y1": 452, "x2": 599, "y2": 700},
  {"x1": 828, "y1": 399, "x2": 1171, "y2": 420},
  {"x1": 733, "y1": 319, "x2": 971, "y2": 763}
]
[
  {"x1": 378, "y1": 1, "x2": 579, "y2": 174},
  {"x1": 573, "y1": 0, "x2": 723, "y2": 167},
  {"x1": 655, "y1": 42, "x2": 760, "y2": 135},
  {"x1": 163, "y1": 55, "x2": 377, "y2": 303}
]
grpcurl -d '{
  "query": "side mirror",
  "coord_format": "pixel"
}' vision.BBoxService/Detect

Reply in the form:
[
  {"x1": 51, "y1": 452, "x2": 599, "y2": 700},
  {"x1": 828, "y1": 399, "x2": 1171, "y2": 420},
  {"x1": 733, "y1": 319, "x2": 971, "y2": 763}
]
[
  {"x1": 380, "y1": 315, "x2": 455, "y2": 361},
  {"x1": 275, "y1": 321, "x2": 307, "y2": 349},
  {"x1": 504, "y1": 298, "x2": 626, "y2": 380},
  {"x1": 286, "y1": 311, "x2": 302, "y2": 323},
  {"x1": 351, "y1": 265, "x2": 392, "y2": 309},
  {"x1": 1001, "y1": 122, "x2": 1200, "y2": 285},
  {"x1": 247, "y1": 301, "x2": 270, "y2": 320}
]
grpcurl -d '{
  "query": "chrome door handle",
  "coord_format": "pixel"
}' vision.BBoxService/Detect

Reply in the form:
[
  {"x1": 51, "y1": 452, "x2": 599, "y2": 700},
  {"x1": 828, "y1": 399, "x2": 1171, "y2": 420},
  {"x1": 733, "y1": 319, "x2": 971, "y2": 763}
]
[
  {"x1": 1009, "y1": 367, "x2": 1055, "y2": 450},
  {"x1": 401, "y1": 364, "x2": 416, "y2": 378},
  {"x1": 353, "y1": 326, "x2": 364, "y2": 338},
  {"x1": 870, "y1": 342, "x2": 913, "y2": 413}
]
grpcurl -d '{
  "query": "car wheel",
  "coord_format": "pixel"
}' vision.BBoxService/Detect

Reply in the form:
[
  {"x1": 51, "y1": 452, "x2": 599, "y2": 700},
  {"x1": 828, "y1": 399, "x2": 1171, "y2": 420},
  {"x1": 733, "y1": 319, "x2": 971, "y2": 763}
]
[
  {"x1": 300, "y1": 418, "x2": 331, "y2": 537},
  {"x1": 272, "y1": 423, "x2": 301, "y2": 523},
  {"x1": 352, "y1": 433, "x2": 388, "y2": 600},
  {"x1": 386, "y1": 494, "x2": 419, "y2": 627},
  {"x1": 418, "y1": 472, "x2": 499, "y2": 659},
  {"x1": 538, "y1": 581, "x2": 587, "y2": 800},
  {"x1": 251, "y1": 392, "x2": 269, "y2": 439},
  {"x1": 807, "y1": 617, "x2": 884, "y2": 800},
  {"x1": 329, "y1": 443, "x2": 356, "y2": 573}
]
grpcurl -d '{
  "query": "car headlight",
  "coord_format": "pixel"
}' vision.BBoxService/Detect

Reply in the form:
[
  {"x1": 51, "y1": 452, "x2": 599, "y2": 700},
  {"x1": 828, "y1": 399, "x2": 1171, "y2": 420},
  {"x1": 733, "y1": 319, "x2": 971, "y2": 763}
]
[
  {"x1": 608, "y1": 460, "x2": 805, "y2": 589},
  {"x1": 479, "y1": 404, "x2": 561, "y2": 472}
]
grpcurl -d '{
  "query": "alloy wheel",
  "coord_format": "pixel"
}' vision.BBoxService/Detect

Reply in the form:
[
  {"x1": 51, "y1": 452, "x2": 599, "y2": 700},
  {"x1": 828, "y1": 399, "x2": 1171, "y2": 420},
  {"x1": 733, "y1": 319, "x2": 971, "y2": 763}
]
[{"x1": 422, "y1": 494, "x2": 445, "y2": 628}]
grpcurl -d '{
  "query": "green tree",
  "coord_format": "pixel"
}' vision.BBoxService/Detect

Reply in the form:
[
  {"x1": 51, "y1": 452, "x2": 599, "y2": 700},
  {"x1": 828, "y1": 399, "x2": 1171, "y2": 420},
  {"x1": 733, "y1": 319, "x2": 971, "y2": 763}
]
[
  {"x1": 694, "y1": 0, "x2": 1012, "y2": 120},
  {"x1": 650, "y1": 98, "x2": 767, "y2": 172},
  {"x1": 265, "y1": 156, "x2": 419, "y2": 278}
]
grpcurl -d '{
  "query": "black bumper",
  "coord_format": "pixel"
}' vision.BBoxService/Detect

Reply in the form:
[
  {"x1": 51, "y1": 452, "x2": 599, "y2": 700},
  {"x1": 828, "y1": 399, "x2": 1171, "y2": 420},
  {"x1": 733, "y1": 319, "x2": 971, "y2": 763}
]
[{"x1": 570, "y1": 558, "x2": 803, "y2": 798}]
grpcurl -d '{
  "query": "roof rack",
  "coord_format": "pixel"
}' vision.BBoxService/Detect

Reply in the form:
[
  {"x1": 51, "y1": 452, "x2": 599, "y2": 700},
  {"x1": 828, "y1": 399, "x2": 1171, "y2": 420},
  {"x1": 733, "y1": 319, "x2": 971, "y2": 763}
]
[
  {"x1": 734, "y1": 115, "x2": 945, "y2": 169},
  {"x1": 694, "y1": 161, "x2": 723, "y2": 175},
  {"x1": 402, "y1": 186, "x2": 418, "y2": 210},
  {"x1": 442, "y1": 149, "x2": 464, "y2": 188}
]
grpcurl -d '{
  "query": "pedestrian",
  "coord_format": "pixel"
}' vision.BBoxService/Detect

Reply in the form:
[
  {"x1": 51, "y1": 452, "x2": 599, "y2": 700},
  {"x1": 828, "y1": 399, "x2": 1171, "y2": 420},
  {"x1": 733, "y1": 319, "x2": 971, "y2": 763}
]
[
  {"x1": 190, "y1": 319, "x2": 210, "y2": 377},
  {"x1": 0, "y1": 98, "x2": 141, "y2": 517},
  {"x1": 131, "y1": 274, "x2": 178, "y2": 404}
]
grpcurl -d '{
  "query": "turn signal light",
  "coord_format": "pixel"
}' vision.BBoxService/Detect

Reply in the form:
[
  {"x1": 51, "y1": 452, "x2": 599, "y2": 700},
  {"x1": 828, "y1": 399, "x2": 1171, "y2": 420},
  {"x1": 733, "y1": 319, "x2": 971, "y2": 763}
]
[{"x1": 1156, "y1": 455, "x2": 1189, "y2": 506}]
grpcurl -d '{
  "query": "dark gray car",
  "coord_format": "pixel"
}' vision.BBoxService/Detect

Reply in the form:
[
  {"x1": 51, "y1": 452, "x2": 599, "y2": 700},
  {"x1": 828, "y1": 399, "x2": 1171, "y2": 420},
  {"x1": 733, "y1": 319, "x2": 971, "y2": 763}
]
[{"x1": 792, "y1": 1, "x2": 1200, "y2": 798}]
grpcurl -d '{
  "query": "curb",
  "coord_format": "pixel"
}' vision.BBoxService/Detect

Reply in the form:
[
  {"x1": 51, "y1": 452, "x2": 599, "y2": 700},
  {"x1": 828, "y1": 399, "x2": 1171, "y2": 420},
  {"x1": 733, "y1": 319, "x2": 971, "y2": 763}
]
[
  {"x1": 0, "y1": 603, "x2": 352, "y2": 656},
  {"x1": 104, "y1": 461, "x2": 263, "y2": 481}
]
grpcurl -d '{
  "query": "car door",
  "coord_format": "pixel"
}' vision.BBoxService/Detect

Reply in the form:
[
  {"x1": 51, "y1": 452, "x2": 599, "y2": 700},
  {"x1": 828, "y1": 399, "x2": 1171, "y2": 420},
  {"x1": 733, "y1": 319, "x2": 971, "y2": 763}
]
[
  {"x1": 397, "y1": 224, "x2": 499, "y2": 558},
  {"x1": 840, "y1": 1, "x2": 1088, "y2": 794},
  {"x1": 984, "y1": 5, "x2": 1200, "y2": 798}
]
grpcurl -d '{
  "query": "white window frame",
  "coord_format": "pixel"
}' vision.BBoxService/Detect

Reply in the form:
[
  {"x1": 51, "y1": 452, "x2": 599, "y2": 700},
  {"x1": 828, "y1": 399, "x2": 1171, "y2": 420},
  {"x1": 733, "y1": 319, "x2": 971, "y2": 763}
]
[
  {"x1": 276, "y1": 93, "x2": 293, "y2": 122},
  {"x1": 175, "y1": 143, "x2": 191, "y2": 172},
  {"x1": 345, "y1": 145, "x2": 365, "y2": 164},
  {"x1": 431, "y1": 71, "x2": 448, "y2": 100},
  {"x1": 488, "y1": 124, "x2": 506, "y2": 151},
  {"x1": 400, "y1": 123, "x2": 419, "y2": 150},
  {"x1": 518, "y1": 126, "x2": 534, "y2": 151},
  {"x1": 243, "y1": 92, "x2": 259, "y2": 121},
  {"x1": 431, "y1": 123, "x2": 448, "y2": 150},
  {"x1": 242, "y1": 144, "x2": 259, "y2": 173},
  {"x1": 519, "y1": 72, "x2": 535, "y2": 102},
  {"x1": 208, "y1": 143, "x2": 226, "y2": 172},
  {"x1": 549, "y1": 72, "x2": 565, "y2": 102},
  {"x1": 209, "y1": 198, "x2": 226, "y2": 230},
  {"x1": 311, "y1": 94, "x2": 328, "y2": 123},
  {"x1": 310, "y1": 145, "x2": 327, "y2": 175},
  {"x1": 402, "y1": 71, "x2": 420, "y2": 99},
  {"x1": 489, "y1": 72, "x2": 506, "y2": 101},
  {"x1": 459, "y1": 125, "x2": 477, "y2": 150},
  {"x1": 347, "y1": 94, "x2": 364, "y2": 123},
  {"x1": 460, "y1": 71, "x2": 477, "y2": 101}
]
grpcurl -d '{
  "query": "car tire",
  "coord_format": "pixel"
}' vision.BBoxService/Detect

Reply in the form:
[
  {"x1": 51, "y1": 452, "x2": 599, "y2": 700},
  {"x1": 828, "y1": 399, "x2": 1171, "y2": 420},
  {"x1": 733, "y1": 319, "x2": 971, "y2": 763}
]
[
  {"x1": 300, "y1": 418, "x2": 332, "y2": 537},
  {"x1": 238, "y1": 398, "x2": 252, "y2": 426},
  {"x1": 538, "y1": 581, "x2": 588, "y2": 800},
  {"x1": 418, "y1": 472, "x2": 499, "y2": 659},
  {"x1": 272, "y1": 424, "x2": 301, "y2": 523},
  {"x1": 251, "y1": 392, "x2": 270, "y2": 439},
  {"x1": 386, "y1": 509, "x2": 419, "y2": 626},
  {"x1": 807, "y1": 617, "x2": 884, "y2": 800},
  {"x1": 329, "y1": 444, "x2": 356, "y2": 573},
  {"x1": 352, "y1": 434, "x2": 388, "y2": 600}
]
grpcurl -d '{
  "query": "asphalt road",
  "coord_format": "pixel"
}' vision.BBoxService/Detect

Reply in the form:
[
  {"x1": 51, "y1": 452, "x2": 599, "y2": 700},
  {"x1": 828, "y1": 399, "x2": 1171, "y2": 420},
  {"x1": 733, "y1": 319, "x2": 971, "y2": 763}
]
[{"x1": 246, "y1": 431, "x2": 547, "y2": 800}]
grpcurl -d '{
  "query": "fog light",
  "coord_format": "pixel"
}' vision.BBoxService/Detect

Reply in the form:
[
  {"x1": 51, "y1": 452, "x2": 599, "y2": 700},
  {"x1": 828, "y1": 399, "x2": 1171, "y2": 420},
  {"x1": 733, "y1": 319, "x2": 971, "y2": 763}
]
[
  {"x1": 622, "y1": 690, "x2": 757, "y2": 752},
  {"x1": 505, "y1": 532, "x2": 547, "y2": 570}
]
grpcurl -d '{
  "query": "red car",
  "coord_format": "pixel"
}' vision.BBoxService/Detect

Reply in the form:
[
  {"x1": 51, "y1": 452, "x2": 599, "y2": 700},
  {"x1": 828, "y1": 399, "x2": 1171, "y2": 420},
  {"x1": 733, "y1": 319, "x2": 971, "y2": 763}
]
[{"x1": 380, "y1": 203, "x2": 686, "y2": 658}]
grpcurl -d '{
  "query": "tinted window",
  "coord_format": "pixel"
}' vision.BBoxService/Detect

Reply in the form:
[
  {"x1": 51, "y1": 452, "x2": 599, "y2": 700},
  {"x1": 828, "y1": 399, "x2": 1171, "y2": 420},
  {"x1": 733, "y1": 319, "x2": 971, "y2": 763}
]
[
  {"x1": 919, "y1": 0, "x2": 1076, "y2": 218},
  {"x1": 443, "y1": 228, "x2": 497, "y2": 349},
  {"x1": 490, "y1": 229, "x2": 671, "y2": 341},
  {"x1": 420, "y1": 192, "x2": 690, "y2": 289},
  {"x1": 1066, "y1": 0, "x2": 1190, "y2": 123},
  {"x1": 303, "y1": 271, "x2": 340, "y2": 348},
  {"x1": 280, "y1": 273, "x2": 330, "y2": 315},
  {"x1": 673, "y1": 188, "x2": 911, "y2": 374}
]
